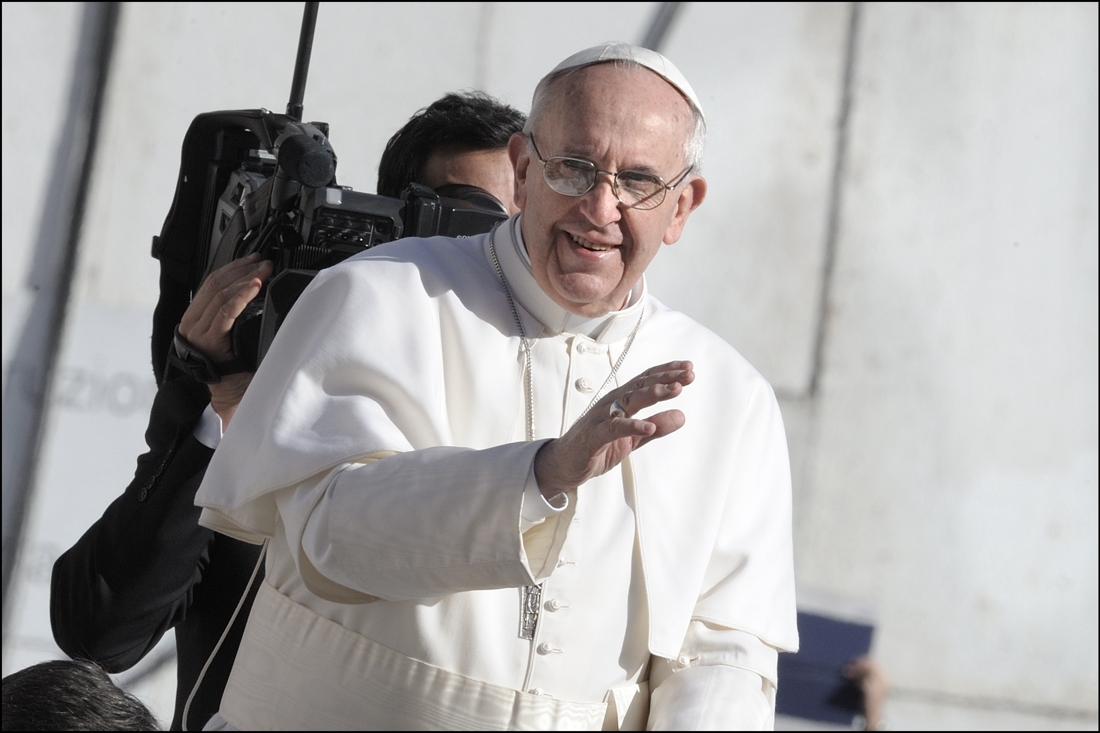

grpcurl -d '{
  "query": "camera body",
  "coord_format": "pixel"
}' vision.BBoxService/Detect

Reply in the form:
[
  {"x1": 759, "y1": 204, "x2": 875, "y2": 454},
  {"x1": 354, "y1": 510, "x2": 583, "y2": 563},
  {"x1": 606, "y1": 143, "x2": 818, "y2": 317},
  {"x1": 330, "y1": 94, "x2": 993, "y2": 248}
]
[{"x1": 151, "y1": 108, "x2": 507, "y2": 379}]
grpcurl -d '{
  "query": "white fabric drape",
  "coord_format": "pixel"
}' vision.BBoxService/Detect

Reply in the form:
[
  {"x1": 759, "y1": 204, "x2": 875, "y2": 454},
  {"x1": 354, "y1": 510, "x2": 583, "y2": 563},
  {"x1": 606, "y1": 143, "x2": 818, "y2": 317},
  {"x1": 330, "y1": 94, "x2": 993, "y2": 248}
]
[{"x1": 196, "y1": 215, "x2": 798, "y2": 729}]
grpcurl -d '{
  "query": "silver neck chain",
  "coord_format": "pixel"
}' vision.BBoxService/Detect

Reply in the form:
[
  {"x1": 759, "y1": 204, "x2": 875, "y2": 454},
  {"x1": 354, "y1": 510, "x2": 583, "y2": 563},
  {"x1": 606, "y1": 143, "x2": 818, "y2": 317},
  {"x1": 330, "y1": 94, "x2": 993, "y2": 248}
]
[{"x1": 488, "y1": 225, "x2": 642, "y2": 441}]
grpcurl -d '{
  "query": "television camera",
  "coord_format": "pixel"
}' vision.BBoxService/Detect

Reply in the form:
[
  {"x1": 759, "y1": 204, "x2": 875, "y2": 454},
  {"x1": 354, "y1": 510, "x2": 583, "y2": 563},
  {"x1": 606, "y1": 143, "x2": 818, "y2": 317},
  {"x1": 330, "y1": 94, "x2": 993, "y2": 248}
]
[{"x1": 151, "y1": 3, "x2": 507, "y2": 384}]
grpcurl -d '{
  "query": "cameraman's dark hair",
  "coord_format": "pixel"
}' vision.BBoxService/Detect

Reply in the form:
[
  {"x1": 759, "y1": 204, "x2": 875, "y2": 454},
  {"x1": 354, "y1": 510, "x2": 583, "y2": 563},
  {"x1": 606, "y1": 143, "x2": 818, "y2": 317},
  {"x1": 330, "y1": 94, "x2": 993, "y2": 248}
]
[
  {"x1": 377, "y1": 91, "x2": 526, "y2": 198},
  {"x1": 2, "y1": 658, "x2": 161, "y2": 731}
]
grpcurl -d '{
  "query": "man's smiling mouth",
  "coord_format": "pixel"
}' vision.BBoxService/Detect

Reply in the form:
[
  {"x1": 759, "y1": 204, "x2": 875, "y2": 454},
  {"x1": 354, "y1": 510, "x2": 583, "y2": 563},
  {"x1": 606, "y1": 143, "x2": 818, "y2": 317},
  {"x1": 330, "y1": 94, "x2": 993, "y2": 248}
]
[{"x1": 570, "y1": 233, "x2": 612, "y2": 252}]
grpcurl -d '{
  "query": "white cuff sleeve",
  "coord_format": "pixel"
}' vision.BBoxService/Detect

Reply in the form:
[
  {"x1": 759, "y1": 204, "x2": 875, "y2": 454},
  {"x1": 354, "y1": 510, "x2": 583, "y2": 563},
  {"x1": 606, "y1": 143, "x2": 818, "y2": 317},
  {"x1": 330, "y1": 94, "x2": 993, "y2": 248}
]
[
  {"x1": 520, "y1": 464, "x2": 568, "y2": 532},
  {"x1": 648, "y1": 622, "x2": 779, "y2": 730},
  {"x1": 192, "y1": 403, "x2": 224, "y2": 449}
]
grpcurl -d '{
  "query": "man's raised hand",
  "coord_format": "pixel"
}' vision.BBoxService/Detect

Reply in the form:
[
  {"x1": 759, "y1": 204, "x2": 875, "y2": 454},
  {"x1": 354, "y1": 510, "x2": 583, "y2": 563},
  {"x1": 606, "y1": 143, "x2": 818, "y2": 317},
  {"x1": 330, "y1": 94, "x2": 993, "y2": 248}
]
[{"x1": 533, "y1": 360, "x2": 694, "y2": 500}]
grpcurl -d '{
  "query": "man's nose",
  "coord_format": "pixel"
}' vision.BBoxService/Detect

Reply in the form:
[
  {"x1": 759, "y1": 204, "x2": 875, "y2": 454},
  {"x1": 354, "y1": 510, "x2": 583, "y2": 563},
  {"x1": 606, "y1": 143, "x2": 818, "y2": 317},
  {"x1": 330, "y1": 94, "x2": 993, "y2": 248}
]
[{"x1": 580, "y1": 172, "x2": 623, "y2": 225}]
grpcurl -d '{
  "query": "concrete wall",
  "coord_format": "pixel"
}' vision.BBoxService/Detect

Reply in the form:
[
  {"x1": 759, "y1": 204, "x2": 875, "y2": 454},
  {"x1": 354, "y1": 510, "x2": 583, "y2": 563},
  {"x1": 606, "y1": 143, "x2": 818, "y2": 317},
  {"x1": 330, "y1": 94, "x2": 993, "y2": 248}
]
[
  {"x1": 797, "y1": 4, "x2": 1098, "y2": 726},
  {"x1": 3, "y1": 2, "x2": 1096, "y2": 729}
]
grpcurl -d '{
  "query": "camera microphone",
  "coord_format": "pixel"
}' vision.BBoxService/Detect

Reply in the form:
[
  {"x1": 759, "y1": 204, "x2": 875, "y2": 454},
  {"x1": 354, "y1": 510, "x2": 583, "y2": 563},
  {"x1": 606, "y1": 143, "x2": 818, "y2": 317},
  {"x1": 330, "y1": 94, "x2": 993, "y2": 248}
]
[{"x1": 277, "y1": 133, "x2": 335, "y2": 188}]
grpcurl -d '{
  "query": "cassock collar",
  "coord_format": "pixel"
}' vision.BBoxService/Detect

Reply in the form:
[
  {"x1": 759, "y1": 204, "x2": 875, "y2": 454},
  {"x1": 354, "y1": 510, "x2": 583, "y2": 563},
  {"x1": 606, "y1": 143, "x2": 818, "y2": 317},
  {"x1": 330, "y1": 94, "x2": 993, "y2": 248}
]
[{"x1": 488, "y1": 214, "x2": 645, "y2": 343}]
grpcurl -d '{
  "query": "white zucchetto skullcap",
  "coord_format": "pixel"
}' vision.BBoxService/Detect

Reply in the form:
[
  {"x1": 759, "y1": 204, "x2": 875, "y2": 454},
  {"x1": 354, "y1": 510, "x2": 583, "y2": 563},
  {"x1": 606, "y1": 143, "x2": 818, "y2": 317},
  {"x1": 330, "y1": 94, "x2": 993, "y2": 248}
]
[{"x1": 547, "y1": 42, "x2": 704, "y2": 122}]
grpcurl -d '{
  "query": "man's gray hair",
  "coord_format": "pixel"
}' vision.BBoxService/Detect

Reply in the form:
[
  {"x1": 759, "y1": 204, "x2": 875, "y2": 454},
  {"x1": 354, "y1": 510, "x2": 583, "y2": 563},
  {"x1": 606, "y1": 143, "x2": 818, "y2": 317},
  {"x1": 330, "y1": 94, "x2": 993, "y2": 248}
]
[{"x1": 524, "y1": 58, "x2": 707, "y2": 174}]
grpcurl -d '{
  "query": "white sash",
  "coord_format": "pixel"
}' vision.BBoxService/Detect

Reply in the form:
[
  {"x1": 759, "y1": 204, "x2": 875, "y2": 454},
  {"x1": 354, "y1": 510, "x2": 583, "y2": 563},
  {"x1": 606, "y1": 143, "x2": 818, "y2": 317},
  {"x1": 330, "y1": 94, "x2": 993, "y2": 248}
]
[{"x1": 218, "y1": 581, "x2": 648, "y2": 730}]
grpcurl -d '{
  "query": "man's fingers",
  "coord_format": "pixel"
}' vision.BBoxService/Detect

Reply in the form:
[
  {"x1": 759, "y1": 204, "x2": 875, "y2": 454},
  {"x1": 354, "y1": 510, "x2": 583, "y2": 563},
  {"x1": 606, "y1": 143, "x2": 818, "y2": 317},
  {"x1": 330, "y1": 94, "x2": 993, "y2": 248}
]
[
  {"x1": 605, "y1": 415, "x2": 658, "y2": 438},
  {"x1": 200, "y1": 252, "x2": 264, "y2": 293},
  {"x1": 632, "y1": 368, "x2": 694, "y2": 391},
  {"x1": 192, "y1": 276, "x2": 264, "y2": 350},
  {"x1": 215, "y1": 271, "x2": 267, "y2": 323},
  {"x1": 633, "y1": 360, "x2": 694, "y2": 383},
  {"x1": 196, "y1": 255, "x2": 269, "y2": 305},
  {"x1": 612, "y1": 371, "x2": 691, "y2": 416},
  {"x1": 596, "y1": 407, "x2": 685, "y2": 454},
  {"x1": 180, "y1": 258, "x2": 272, "y2": 363},
  {"x1": 184, "y1": 255, "x2": 265, "y2": 320},
  {"x1": 190, "y1": 260, "x2": 272, "y2": 336},
  {"x1": 540, "y1": 360, "x2": 694, "y2": 493},
  {"x1": 604, "y1": 406, "x2": 684, "y2": 441},
  {"x1": 637, "y1": 407, "x2": 685, "y2": 438},
  {"x1": 630, "y1": 361, "x2": 694, "y2": 389},
  {"x1": 646, "y1": 408, "x2": 686, "y2": 436}
]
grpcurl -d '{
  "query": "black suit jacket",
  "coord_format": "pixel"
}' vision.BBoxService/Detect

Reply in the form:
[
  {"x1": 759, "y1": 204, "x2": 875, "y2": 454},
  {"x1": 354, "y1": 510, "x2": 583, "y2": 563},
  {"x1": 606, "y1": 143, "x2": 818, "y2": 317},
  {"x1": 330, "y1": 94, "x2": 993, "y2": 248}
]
[{"x1": 50, "y1": 376, "x2": 262, "y2": 731}]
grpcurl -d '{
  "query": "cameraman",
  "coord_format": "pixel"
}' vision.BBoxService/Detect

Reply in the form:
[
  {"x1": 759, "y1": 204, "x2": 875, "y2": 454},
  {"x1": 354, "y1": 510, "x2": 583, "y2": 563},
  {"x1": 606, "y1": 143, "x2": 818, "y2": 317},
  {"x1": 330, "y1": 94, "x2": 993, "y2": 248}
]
[{"x1": 49, "y1": 91, "x2": 525, "y2": 731}]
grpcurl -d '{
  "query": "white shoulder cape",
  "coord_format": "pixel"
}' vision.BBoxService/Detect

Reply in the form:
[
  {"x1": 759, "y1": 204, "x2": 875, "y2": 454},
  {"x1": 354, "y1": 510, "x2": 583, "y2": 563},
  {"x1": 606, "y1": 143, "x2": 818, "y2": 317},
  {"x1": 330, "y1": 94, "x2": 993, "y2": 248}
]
[{"x1": 196, "y1": 231, "x2": 799, "y2": 657}]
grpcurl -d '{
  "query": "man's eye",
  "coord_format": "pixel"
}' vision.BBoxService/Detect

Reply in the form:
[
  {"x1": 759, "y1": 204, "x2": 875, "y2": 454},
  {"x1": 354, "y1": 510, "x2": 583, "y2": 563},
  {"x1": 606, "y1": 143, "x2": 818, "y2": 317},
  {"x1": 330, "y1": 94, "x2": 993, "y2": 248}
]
[
  {"x1": 619, "y1": 171, "x2": 659, "y2": 187},
  {"x1": 561, "y1": 158, "x2": 595, "y2": 173}
]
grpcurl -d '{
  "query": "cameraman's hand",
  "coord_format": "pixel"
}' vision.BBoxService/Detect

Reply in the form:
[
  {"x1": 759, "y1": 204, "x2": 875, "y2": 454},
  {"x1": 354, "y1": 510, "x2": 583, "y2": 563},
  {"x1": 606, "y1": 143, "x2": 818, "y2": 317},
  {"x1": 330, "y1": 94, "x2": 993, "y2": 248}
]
[{"x1": 179, "y1": 253, "x2": 273, "y2": 427}]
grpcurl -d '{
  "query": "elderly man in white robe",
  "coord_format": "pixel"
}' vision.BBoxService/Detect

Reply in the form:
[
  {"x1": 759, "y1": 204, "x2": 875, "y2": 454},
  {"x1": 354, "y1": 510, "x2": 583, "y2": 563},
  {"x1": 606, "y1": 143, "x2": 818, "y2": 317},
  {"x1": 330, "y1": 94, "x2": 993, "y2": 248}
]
[{"x1": 196, "y1": 42, "x2": 798, "y2": 730}]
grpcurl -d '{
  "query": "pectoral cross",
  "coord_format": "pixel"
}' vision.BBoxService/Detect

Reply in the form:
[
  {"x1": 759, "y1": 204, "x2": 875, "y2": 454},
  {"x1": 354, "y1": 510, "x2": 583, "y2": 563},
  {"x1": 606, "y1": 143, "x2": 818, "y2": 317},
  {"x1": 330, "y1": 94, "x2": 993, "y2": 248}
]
[{"x1": 519, "y1": 584, "x2": 542, "y2": 640}]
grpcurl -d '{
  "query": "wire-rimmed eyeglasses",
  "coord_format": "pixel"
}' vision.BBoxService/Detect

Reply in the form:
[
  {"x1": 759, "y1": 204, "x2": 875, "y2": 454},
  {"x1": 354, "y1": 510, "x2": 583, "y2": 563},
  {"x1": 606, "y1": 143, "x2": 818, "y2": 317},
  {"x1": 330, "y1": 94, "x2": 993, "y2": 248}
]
[{"x1": 529, "y1": 134, "x2": 692, "y2": 211}]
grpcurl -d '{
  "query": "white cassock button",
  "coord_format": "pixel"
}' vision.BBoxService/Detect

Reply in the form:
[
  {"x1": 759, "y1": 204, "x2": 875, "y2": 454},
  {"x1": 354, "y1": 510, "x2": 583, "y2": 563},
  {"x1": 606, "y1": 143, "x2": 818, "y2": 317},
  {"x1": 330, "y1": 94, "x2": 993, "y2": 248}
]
[
  {"x1": 575, "y1": 377, "x2": 595, "y2": 392},
  {"x1": 677, "y1": 655, "x2": 692, "y2": 667},
  {"x1": 537, "y1": 642, "x2": 562, "y2": 655},
  {"x1": 546, "y1": 599, "x2": 563, "y2": 611},
  {"x1": 578, "y1": 342, "x2": 600, "y2": 354},
  {"x1": 530, "y1": 688, "x2": 546, "y2": 696}
]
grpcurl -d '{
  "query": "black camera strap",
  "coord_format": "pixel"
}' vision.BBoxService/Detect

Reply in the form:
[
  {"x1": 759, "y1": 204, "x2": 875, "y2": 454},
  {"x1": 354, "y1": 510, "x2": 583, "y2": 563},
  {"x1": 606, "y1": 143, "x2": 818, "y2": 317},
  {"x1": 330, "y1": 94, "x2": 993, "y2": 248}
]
[{"x1": 167, "y1": 326, "x2": 250, "y2": 385}]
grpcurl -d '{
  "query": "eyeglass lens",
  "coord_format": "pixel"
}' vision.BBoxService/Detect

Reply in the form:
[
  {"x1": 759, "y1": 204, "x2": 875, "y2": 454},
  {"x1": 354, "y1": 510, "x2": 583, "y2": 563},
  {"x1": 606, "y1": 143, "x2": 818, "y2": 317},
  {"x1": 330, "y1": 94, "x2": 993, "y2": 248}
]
[
  {"x1": 532, "y1": 135, "x2": 670, "y2": 210},
  {"x1": 544, "y1": 159, "x2": 666, "y2": 208}
]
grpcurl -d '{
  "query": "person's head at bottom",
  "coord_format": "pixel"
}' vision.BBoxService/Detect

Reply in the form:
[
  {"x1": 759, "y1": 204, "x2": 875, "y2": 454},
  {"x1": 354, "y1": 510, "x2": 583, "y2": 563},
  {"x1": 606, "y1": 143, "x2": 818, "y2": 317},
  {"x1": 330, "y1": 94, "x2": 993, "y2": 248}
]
[{"x1": 2, "y1": 658, "x2": 160, "y2": 731}]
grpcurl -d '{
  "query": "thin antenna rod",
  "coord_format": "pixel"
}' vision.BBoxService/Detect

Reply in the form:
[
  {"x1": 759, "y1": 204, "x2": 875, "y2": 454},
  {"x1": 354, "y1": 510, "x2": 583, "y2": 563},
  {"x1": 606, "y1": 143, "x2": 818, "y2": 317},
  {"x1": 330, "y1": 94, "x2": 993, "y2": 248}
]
[
  {"x1": 287, "y1": 2, "x2": 319, "y2": 121},
  {"x1": 640, "y1": 2, "x2": 683, "y2": 52}
]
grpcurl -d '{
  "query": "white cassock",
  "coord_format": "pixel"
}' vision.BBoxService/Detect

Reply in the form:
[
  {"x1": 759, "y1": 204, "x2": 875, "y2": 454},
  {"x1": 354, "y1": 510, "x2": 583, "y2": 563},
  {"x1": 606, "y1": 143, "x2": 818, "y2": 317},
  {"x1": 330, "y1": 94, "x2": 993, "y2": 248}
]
[{"x1": 195, "y1": 214, "x2": 799, "y2": 730}]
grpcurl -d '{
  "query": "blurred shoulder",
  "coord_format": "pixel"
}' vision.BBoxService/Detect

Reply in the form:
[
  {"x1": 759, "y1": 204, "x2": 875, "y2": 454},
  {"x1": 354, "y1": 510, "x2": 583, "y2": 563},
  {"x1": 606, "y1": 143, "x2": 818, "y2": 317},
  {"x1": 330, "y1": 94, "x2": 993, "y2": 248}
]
[
  {"x1": 339, "y1": 234, "x2": 486, "y2": 273},
  {"x1": 317, "y1": 234, "x2": 492, "y2": 294}
]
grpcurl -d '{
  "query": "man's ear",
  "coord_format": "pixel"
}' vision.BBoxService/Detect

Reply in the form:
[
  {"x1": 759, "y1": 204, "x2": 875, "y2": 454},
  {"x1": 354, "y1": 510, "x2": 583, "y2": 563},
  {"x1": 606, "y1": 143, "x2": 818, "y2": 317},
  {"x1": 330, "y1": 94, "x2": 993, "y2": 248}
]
[
  {"x1": 508, "y1": 132, "x2": 530, "y2": 211},
  {"x1": 662, "y1": 175, "x2": 707, "y2": 245}
]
